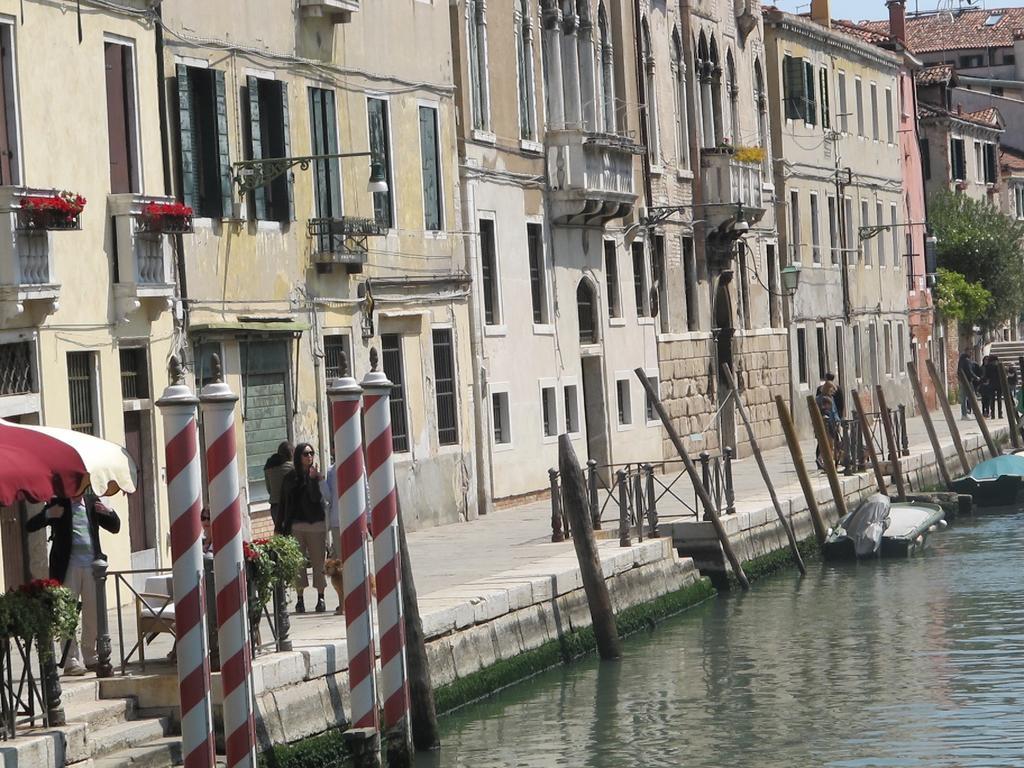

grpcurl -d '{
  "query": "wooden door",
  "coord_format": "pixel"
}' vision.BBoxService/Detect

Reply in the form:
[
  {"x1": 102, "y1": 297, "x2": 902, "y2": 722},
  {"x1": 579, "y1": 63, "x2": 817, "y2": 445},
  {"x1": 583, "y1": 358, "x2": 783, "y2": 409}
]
[
  {"x1": 123, "y1": 410, "x2": 148, "y2": 552},
  {"x1": 0, "y1": 502, "x2": 26, "y2": 590}
]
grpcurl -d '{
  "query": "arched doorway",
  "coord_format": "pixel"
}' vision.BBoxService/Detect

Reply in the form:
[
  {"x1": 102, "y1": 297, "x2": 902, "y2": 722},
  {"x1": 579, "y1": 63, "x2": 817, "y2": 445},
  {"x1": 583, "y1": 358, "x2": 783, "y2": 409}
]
[
  {"x1": 577, "y1": 278, "x2": 609, "y2": 472},
  {"x1": 577, "y1": 278, "x2": 598, "y2": 345},
  {"x1": 713, "y1": 269, "x2": 737, "y2": 451}
]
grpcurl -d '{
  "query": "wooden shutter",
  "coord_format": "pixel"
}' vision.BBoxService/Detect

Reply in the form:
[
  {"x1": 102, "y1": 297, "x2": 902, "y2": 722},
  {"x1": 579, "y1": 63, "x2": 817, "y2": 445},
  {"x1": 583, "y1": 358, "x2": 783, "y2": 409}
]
[
  {"x1": 247, "y1": 75, "x2": 267, "y2": 220},
  {"x1": 309, "y1": 88, "x2": 328, "y2": 218},
  {"x1": 105, "y1": 43, "x2": 132, "y2": 194},
  {"x1": 804, "y1": 61, "x2": 817, "y2": 126},
  {"x1": 324, "y1": 90, "x2": 342, "y2": 219},
  {"x1": 176, "y1": 65, "x2": 197, "y2": 210},
  {"x1": 0, "y1": 38, "x2": 12, "y2": 186},
  {"x1": 368, "y1": 98, "x2": 390, "y2": 227},
  {"x1": 279, "y1": 81, "x2": 295, "y2": 222},
  {"x1": 819, "y1": 67, "x2": 831, "y2": 129},
  {"x1": 783, "y1": 56, "x2": 803, "y2": 121},
  {"x1": 214, "y1": 70, "x2": 232, "y2": 218},
  {"x1": 419, "y1": 106, "x2": 441, "y2": 231}
]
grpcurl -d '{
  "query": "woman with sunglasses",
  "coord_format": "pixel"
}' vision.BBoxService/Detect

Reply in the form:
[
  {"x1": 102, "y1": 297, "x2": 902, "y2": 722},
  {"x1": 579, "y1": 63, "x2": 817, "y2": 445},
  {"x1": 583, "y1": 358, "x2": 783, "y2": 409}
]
[{"x1": 278, "y1": 442, "x2": 328, "y2": 613}]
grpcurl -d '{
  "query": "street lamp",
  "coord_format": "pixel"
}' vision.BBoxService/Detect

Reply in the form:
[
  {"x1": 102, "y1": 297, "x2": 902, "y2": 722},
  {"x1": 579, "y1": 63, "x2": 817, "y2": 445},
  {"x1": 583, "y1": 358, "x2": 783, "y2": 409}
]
[
  {"x1": 781, "y1": 263, "x2": 802, "y2": 294},
  {"x1": 232, "y1": 152, "x2": 388, "y2": 197},
  {"x1": 367, "y1": 160, "x2": 388, "y2": 194}
]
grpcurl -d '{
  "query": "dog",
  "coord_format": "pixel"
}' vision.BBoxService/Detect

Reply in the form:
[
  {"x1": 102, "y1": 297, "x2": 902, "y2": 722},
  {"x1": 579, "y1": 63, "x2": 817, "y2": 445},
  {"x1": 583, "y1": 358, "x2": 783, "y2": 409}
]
[{"x1": 324, "y1": 558, "x2": 345, "y2": 615}]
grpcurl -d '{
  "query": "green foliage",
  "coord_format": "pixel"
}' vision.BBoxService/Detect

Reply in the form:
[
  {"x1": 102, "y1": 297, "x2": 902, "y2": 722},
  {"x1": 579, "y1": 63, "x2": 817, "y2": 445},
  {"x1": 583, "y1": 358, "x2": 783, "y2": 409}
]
[
  {"x1": 928, "y1": 191, "x2": 1024, "y2": 328},
  {"x1": 258, "y1": 728, "x2": 351, "y2": 768},
  {"x1": 0, "y1": 579, "x2": 79, "y2": 649},
  {"x1": 245, "y1": 535, "x2": 306, "y2": 614},
  {"x1": 933, "y1": 268, "x2": 992, "y2": 323}
]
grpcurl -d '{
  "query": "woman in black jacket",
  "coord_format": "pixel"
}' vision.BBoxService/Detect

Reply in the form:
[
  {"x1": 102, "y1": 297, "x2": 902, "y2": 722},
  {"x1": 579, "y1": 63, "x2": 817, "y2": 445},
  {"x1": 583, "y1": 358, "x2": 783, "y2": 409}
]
[{"x1": 278, "y1": 442, "x2": 327, "y2": 613}]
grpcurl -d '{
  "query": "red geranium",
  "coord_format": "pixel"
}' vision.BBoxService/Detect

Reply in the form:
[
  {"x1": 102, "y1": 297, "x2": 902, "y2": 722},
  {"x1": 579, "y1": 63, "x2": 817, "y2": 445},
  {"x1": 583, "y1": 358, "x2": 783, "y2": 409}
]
[
  {"x1": 18, "y1": 578, "x2": 61, "y2": 594},
  {"x1": 21, "y1": 192, "x2": 87, "y2": 221},
  {"x1": 141, "y1": 200, "x2": 193, "y2": 218},
  {"x1": 243, "y1": 541, "x2": 260, "y2": 562}
]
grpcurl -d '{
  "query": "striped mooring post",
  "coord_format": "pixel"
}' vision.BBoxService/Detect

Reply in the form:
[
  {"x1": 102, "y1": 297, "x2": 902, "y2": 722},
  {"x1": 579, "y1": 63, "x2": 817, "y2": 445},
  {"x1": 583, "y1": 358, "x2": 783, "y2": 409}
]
[
  {"x1": 327, "y1": 355, "x2": 381, "y2": 739},
  {"x1": 200, "y1": 355, "x2": 257, "y2": 768},
  {"x1": 362, "y1": 349, "x2": 411, "y2": 744},
  {"x1": 156, "y1": 357, "x2": 216, "y2": 768}
]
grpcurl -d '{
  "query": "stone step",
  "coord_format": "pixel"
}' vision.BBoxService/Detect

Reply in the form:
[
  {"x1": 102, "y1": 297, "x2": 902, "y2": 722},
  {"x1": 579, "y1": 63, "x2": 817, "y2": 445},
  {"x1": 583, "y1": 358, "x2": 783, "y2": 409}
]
[
  {"x1": 90, "y1": 736, "x2": 182, "y2": 768},
  {"x1": 61, "y1": 678, "x2": 101, "y2": 706},
  {"x1": 87, "y1": 716, "x2": 172, "y2": 761},
  {"x1": 65, "y1": 696, "x2": 136, "y2": 730}
]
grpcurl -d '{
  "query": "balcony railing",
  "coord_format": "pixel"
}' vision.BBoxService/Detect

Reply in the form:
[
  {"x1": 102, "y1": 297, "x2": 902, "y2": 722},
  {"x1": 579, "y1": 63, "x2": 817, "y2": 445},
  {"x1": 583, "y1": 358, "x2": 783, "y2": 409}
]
[
  {"x1": 309, "y1": 216, "x2": 385, "y2": 272},
  {"x1": 700, "y1": 149, "x2": 767, "y2": 232},
  {"x1": 298, "y1": 0, "x2": 358, "y2": 22},
  {"x1": 109, "y1": 194, "x2": 177, "y2": 322},
  {"x1": 546, "y1": 129, "x2": 641, "y2": 225},
  {"x1": 0, "y1": 187, "x2": 65, "y2": 319}
]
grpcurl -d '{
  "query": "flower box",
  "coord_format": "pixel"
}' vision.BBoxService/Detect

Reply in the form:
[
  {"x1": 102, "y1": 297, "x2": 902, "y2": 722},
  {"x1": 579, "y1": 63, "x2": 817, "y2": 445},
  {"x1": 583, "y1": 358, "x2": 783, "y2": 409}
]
[
  {"x1": 136, "y1": 200, "x2": 194, "y2": 235},
  {"x1": 17, "y1": 192, "x2": 86, "y2": 231}
]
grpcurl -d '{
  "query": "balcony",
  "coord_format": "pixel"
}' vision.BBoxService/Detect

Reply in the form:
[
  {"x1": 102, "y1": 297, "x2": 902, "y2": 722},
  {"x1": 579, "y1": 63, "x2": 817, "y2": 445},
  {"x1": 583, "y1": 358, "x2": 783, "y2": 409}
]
[
  {"x1": 298, "y1": 0, "x2": 358, "y2": 22},
  {"x1": 110, "y1": 194, "x2": 178, "y2": 322},
  {"x1": 700, "y1": 148, "x2": 767, "y2": 234},
  {"x1": 546, "y1": 130, "x2": 641, "y2": 226},
  {"x1": 309, "y1": 216, "x2": 386, "y2": 274},
  {"x1": 0, "y1": 187, "x2": 70, "y2": 321}
]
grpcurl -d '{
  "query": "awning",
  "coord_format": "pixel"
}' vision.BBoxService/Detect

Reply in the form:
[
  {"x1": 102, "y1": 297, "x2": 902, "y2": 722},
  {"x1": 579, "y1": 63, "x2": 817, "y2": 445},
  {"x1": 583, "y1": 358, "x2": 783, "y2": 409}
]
[{"x1": 189, "y1": 319, "x2": 311, "y2": 335}]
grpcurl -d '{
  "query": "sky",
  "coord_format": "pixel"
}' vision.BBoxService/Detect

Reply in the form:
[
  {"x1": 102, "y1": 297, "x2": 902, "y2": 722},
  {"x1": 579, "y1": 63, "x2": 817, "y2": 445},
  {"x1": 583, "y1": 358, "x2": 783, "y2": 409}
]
[{"x1": 771, "y1": 0, "x2": 1024, "y2": 23}]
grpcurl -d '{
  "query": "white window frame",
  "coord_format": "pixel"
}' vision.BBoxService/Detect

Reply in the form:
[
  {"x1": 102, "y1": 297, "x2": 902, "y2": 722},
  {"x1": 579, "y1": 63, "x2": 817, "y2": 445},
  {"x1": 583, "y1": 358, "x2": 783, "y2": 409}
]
[
  {"x1": 104, "y1": 34, "x2": 145, "y2": 194},
  {"x1": 890, "y1": 203, "x2": 899, "y2": 272},
  {"x1": 490, "y1": 384, "x2": 513, "y2": 450},
  {"x1": 539, "y1": 377, "x2": 559, "y2": 443},
  {"x1": 0, "y1": 19, "x2": 22, "y2": 186},
  {"x1": 861, "y1": 199, "x2": 872, "y2": 266},
  {"x1": 416, "y1": 100, "x2": 445, "y2": 234},
  {"x1": 837, "y1": 69, "x2": 848, "y2": 134},
  {"x1": 615, "y1": 373, "x2": 634, "y2": 430},
  {"x1": 884, "y1": 86, "x2": 894, "y2": 144},
  {"x1": 810, "y1": 191, "x2": 821, "y2": 264},
  {"x1": 827, "y1": 194, "x2": 839, "y2": 265},
  {"x1": 477, "y1": 211, "x2": 506, "y2": 334},
  {"x1": 514, "y1": 0, "x2": 537, "y2": 143},
  {"x1": 365, "y1": 92, "x2": 398, "y2": 231},
  {"x1": 562, "y1": 378, "x2": 582, "y2": 436},
  {"x1": 854, "y1": 76, "x2": 864, "y2": 137},
  {"x1": 527, "y1": 216, "x2": 552, "y2": 332},
  {"x1": 789, "y1": 188, "x2": 801, "y2": 264},
  {"x1": 876, "y1": 200, "x2": 886, "y2": 267},
  {"x1": 644, "y1": 368, "x2": 660, "y2": 426},
  {"x1": 796, "y1": 326, "x2": 809, "y2": 387}
]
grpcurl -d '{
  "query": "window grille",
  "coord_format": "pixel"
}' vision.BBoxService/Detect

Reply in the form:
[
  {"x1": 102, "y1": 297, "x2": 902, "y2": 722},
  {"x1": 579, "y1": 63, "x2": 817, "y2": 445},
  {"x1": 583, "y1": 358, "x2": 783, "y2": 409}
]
[
  {"x1": 381, "y1": 334, "x2": 410, "y2": 453},
  {"x1": 0, "y1": 341, "x2": 33, "y2": 396},
  {"x1": 119, "y1": 347, "x2": 150, "y2": 400},
  {"x1": 432, "y1": 329, "x2": 458, "y2": 446},
  {"x1": 67, "y1": 351, "x2": 97, "y2": 435}
]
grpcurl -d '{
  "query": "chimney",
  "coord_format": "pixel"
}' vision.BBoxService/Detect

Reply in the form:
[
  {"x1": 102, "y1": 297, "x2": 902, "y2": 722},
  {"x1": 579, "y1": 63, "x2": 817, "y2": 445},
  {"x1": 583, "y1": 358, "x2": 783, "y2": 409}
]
[
  {"x1": 810, "y1": 0, "x2": 831, "y2": 30},
  {"x1": 887, "y1": 0, "x2": 906, "y2": 45}
]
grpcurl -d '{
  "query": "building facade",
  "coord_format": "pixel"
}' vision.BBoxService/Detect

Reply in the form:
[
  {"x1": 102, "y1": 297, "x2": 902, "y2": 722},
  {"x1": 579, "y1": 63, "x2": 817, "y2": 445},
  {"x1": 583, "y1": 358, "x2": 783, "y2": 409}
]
[
  {"x1": 0, "y1": 0, "x2": 176, "y2": 588},
  {"x1": 160, "y1": 0, "x2": 477, "y2": 532},
  {"x1": 765, "y1": 4, "x2": 913, "y2": 435}
]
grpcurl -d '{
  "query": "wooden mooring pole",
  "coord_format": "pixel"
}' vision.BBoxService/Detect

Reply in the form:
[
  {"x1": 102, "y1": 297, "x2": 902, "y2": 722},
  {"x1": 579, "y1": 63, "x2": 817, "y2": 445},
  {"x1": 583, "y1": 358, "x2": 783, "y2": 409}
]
[
  {"x1": 874, "y1": 386, "x2": 907, "y2": 500},
  {"x1": 775, "y1": 396, "x2": 828, "y2": 546},
  {"x1": 997, "y1": 361, "x2": 1022, "y2": 450},
  {"x1": 907, "y1": 361, "x2": 953, "y2": 490},
  {"x1": 806, "y1": 395, "x2": 849, "y2": 524},
  {"x1": 926, "y1": 359, "x2": 970, "y2": 475},
  {"x1": 634, "y1": 369, "x2": 750, "y2": 590},
  {"x1": 849, "y1": 389, "x2": 887, "y2": 495},
  {"x1": 959, "y1": 369, "x2": 999, "y2": 459},
  {"x1": 558, "y1": 435, "x2": 622, "y2": 660},
  {"x1": 722, "y1": 366, "x2": 805, "y2": 575}
]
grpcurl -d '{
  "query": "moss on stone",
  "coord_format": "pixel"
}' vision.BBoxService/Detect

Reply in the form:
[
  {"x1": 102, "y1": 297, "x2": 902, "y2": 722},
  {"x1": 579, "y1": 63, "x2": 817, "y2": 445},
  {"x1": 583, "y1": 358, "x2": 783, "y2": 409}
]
[
  {"x1": 258, "y1": 728, "x2": 351, "y2": 768},
  {"x1": 731, "y1": 534, "x2": 820, "y2": 586}
]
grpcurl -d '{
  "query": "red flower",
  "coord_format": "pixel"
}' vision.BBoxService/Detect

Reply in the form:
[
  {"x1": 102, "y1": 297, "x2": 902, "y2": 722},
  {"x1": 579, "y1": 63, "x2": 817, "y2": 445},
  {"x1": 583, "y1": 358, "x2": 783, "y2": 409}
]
[
  {"x1": 19, "y1": 578, "x2": 61, "y2": 594},
  {"x1": 21, "y1": 192, "x2": 86, "y2": 220},
  {"x1": 252, "y1": 538, "x2": 270, "y2": 547},
  {"x1": 243, "y1": 542, "x2": 261, "y2": 562},
  {"x1": 141, "y1": 200, "x2": 193, "y2": 218}
]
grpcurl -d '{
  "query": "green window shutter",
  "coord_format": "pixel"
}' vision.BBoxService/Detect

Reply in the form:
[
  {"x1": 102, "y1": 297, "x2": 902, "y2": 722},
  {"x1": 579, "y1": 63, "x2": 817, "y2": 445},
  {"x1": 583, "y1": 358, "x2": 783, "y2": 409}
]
[
  {"x1": 804, "y1": 61, "x2": 816, "y2": 126},
  {"x1": 309, "y1": 88, "x2": 328, "y2": 218},
  {"x1": 176, "y1": 64, "x2": 196, "y2": 210},
  {"x1": 278, "y1": 81, "x2": 295, "y2": 223},
  {"x1": 247, "y1": 75, "x2": 267, "y2": 221},
  {"x1": 213, "y1": 69, "x2": 232, "y2": 219},
  {"x1": 783, "y1": 56, "x2": 802, "y2": 121},
  {"x1": 419, "y1": 106, "x2": 441, "y2": 232},
  {"x1": 819, "y1": 67, "x2": 831, "y2": 129},
  {"x1": 323, "y1": 89, "x2": 342, "y2": 219},
  {"x1": 367, "y1": 98, "x2": 392, "y2": 228}
]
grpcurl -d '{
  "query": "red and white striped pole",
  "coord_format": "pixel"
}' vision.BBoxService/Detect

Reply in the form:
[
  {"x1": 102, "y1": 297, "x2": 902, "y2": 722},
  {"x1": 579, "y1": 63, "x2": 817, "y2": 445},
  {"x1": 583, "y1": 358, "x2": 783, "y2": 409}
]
[
  {"x1": 199, "y1": 355, "x2": 257, "y2": 768},
  {"x1": 327, "y1": 355, "x2": 380, "y2": 737},
  {"x1": 156, "y1": 356, "x2": 216, "y2": 768},
  {"x1": 361, "y1": 349, "x2": 410, "y2": 741}
]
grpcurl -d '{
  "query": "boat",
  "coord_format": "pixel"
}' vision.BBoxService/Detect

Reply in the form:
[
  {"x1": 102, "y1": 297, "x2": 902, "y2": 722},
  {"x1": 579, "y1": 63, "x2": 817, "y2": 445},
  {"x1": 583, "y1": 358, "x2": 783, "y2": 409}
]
[
  {"x1": 950, "y1": 454, "x2": 1024, "y2": 507},
  {"x1": 823, "y1": 494, "x2": 945, "y2": 560}
]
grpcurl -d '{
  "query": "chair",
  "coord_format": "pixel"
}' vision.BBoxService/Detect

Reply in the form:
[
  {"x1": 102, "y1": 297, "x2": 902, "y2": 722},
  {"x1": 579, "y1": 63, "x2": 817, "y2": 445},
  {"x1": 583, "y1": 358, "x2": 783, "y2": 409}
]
[{"x1": 135, "y1": 574, "x2": 175, "y2": 669}]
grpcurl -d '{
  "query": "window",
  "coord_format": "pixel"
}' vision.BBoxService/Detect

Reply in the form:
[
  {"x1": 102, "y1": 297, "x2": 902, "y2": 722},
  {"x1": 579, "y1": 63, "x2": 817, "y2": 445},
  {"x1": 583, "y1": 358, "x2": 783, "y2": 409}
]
[
  {"x1": 640, "y1": 22, "x2": 660, "y2": 165},
  {"x1": 727, "y1": 52, "x2": 740, "y2": 143},
  {"x1": 467, "y1": 0, "x2": 490, "y2": 132},
  {"x1": 597, "y1": 5, "x2": 616, "y2": 133},
  {"x1": 816, "y1": 325, "x2": 828, "y2": 380},
  {"x1": 632, "y1": 241, "x2": 649, "y2": 318},
  {"x1": 789, "y1": 190, "x2": 801, "y2": 262},
  {"x1": 67, "y1": 352, "x2": 98, "y2": 436},
  {"x1": 541, "y1": 385, "x2": 557, "y2": 438},
  {"x1": 432, "y1": 328, "x2": 458, "y2": 446},
  {"x1": 492, "y1": 391, "x2": 510, "y2": 444},
  {"x1": 835, "y1": 325, "x2": 845, "y2": 388},
  {"x1": 645, "y1": 375, "x2": 659, "y2": 423},
  {"x1": 844, "y1": 196, "x2": 855, "y2": 259},
  {"x1": 920, "y1": 138, "x2": 931, "y2": 180},
  {"x1": 240, "y1": 340, "x2": 291, "y2": 491},
  {"x1": 419, "y1": 106, "x2": 443, "y2": 231},
  {"x1": 755, "y1": 61, "x2": 770, "y2": 173},
  {"x1": 0, "y1": 24, "x2": 20, "y2": 186},
  {"x1": 897, "y1": 323, "x2": 906, "y2": 371},
  {"x1": 819, "y1": 66, "x2": 831, "y2": 129},
  {"x1": 577, "y1": 279, "x2": 598, "y2": 344},
  {"x1": 176, "y1": 65, "x2": 232, "y2": 218},
  {"x1": 884, "y1": 322, "x2": 893, "y2": 375},
  {"x1": 527, "y1": 222, "x2": 549, "y2": 324},
  {"x1": 119, "y1": 347, "x2": 149, "y2": 400},
  {"x1": 855, "y1": 77, "x2": 864, "y2": 136},
  {"x1": 861, "y1": 200, "x2": 871, "y2": 265},
  {"x1": 672, "y1": 30, "x2": 690, "y2": 171},
  {"x1": 604, "y1": 240, "x2": 621, "y2": 318},
  {"x1": 869, "y1": 322, "x2": 879, "y2": 383},
  {"x1": 853, "y1": 324, "x2": 862, "y2": 379},
  {"x1": 516, "y1": 0, "x2": 537, "y2": 141},
  {"x1": 652, "y1": 235, "x2": 668, "y2": 332},
  {"x1": 828, "y1": 196, "x2": 839, "y2": 265},
  {"x1": 309, "y1": 88, "x2": 342, "y2": 251},
  {"x1": 367, "y1": 97, "x2": 395, "y2": 228},
  {"x1": 782, "y1": 55, "x2": 815, "y2": 124},
  {"x1": 616, "y1": 379, "x2": 632, "y2": 425},
  {"x1": 564, "y1": 384, "x2": 580, "y2": 433},
  {"x1": 246, "y1": 76, "x2": 292, "y2": 222},
  {"x1": 324, "y1": 334, "x2": 351, "y2": 381},
  {"x1": 974, "y1": 141, "x2": 983, "y2": 183},
  {"x1": 810, "y1": 192, "x2": 821, "y2": 264},
  {"x1": 870, "y1": 83, "x2": 879, "y2": 141},
  {"x1": 951, "y1": 137, "x2": 966, "y2": 181},
  {"x1": 796, "y1": 327, "x2": 808, "y2": 385},
  {"x1": 1016, "y1": 186, "x2": 1024, "y2": 219},
  {"x1": 479, "y1": 218, "x2": 500, "y2": 325},
  {"x1": 104, "y1": 41, "x2": 138, "y2": 194},
  {"x1": 984, "y1": 143, "x2": 997, "y2": 184},
  {"x1": 884, "y1": 87, "x2": 894, "y2": 143},
  {"x1": 380, "y1": 334, "x2": 410, "y2": 453},
  {"x1": 876, "y1": 201, "x2": 886, "y2": 266},
  {"x1": 959, "y1": 54, "x2": 983, "y2": 68},
  {"x1": 890, "y1": 204, "x2": 899, "y2": 270},
  {"x1": 837, "y1": 70, "x2": 848, "y2": 133},
  {"x1": 766, "y1": 243, "x2": 781, "y2": 329},
  {"x1": 682, "y1": 236, "x2": 699, "y2": 331},
  {"x1": 0, "y1": 341, "x2": 33, "y2": 396}
]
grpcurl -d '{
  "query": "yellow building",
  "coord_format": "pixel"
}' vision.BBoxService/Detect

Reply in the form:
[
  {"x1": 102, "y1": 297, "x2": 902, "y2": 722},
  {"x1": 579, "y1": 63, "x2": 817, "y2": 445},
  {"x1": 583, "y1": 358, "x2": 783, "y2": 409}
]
[{"x1": 0, "y1": 0, "x2": 176, "y2": 588}]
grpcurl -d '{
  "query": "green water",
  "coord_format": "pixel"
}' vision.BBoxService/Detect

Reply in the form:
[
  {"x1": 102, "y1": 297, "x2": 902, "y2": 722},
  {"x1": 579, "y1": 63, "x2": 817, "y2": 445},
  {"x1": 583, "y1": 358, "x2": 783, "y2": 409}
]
[{"x1": 419, "y1": 512, "x2": 1024, "y2": 767}]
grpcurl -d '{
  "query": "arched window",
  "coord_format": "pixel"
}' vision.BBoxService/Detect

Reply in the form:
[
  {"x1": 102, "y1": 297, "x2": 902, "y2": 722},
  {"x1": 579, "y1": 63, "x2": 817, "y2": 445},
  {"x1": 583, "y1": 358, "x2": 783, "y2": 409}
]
[
  {"x1": 754, "y1": 59, "x2": 769, "y2": 173},
  {"x1": 597, "y1": 3, "x2": 616, "y2": 133},
  {"x1": 641, "y1": 19, "x2": 660, "y2": 165},
  {"x1": 467, "y1": 0, "x2": 490, "y2": 131},
  {"x1": 672, "y1": 28, "x2": 690, "y2": 171},
  {"x1": 577, "y1": 0, "x2": 596, "y2": 131},
  {"x1": 709, "y1": 37, "x2": 723, "y2": 145},
  {"x1": 560, "y1": 0, "x2": 581, "y2": 127},
  {"x1": 726, "y1": 51, "x2": 738, "y2": 145},
  {"x1": 540, "y1": 0, "x2": 564, "y2": 129},
  {"x1": 516, "y1": 0, "x2": 537, "y2": 140},
  {"x1": 577, "y1": 279, "x2": 598, "y2": 344},
  {"x1": 696, "y1": 32, "x2": 713, "y2": 148}
]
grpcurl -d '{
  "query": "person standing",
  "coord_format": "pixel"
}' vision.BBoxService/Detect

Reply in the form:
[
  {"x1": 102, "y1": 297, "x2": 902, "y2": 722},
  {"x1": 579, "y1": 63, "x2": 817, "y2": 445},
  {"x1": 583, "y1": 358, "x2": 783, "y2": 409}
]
[
  {"x1": 816, "y1": 372, "x2": 845, "y2": 419},
  {"x1": 278, "y1": 442, "x2": 327, "y2": 613},
  {"x1": 26, "y1": 492, "x2": 121, "y2": 676},
  {"x1": 263, "y1": 441, "x2": 294, "y2": 533},
  {"x1": 957, "y1": 352, "x2": 978, "y2": 419},
  {"x1": 984, "y1": 355, "x2": 1003, "y2": 419}
]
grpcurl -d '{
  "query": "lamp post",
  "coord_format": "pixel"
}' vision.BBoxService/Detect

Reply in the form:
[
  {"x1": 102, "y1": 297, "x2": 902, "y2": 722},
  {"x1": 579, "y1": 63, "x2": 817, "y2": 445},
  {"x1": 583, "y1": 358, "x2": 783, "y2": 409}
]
[
  {"x1": 232, "y1": 152, "x2": 388, "y2": 196},
  {"x1": 781, "y1": 263, "x2": 802, "y2": 294}
]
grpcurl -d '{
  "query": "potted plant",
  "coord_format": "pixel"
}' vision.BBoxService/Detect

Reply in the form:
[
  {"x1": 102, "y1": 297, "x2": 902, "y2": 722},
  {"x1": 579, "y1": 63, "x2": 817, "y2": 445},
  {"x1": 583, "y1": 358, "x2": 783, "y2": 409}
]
[
  {"x1": 243, "y1": 536, "x2": 305, "y2": 644},
  {"x1": 138, "y1": 200, "x2": 194, "y2": 234},
  {"x1": 734, "y1": 145, "x2": 766, "y2": 165},
  {"x1": 18, "y1": 192, "x2": 87, "y2": 231}
]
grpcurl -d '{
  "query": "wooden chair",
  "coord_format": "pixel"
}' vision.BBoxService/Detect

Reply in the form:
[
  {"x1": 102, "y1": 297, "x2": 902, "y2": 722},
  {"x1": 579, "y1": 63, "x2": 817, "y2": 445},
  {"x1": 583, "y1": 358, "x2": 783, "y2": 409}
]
[{"x1": 135, "y1": 575, "x2": 175, "y2": 669}]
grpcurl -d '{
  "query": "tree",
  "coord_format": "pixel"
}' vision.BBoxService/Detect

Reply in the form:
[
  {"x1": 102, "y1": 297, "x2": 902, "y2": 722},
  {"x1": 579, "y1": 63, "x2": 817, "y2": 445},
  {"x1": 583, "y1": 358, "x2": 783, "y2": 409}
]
[
  {"x1": 927, "y1": 190, "x2": 1024, "y2": 329},
  {"x1": 933, "y1": 268, "x2": 992, "y2": 324}
]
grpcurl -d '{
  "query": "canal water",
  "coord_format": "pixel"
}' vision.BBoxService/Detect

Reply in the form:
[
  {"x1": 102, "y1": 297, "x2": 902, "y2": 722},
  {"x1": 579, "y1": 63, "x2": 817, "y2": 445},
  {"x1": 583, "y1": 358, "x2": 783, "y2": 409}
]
[{"x1": 419, "y1": 512, "x2": 1024, "y2": 768}]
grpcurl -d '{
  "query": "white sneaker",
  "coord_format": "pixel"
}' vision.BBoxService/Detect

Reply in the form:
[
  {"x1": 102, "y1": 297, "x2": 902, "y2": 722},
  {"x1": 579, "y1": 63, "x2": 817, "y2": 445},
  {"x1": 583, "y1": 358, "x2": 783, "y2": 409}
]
[{"x1": 64, "y1": 660, "x2": 87, "y2": 677}]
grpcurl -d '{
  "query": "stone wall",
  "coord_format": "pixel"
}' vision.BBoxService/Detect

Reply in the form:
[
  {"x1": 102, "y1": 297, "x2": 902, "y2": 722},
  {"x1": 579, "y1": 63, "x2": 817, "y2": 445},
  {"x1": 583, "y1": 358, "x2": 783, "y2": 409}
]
[{"x1": 732, "y1": 330, "x2": 790, "y2": 454}]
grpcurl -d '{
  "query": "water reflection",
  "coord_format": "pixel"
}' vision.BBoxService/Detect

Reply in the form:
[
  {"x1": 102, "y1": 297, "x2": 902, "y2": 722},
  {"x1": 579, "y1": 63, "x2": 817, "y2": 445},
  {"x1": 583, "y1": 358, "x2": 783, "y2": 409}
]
[{"x1": 423, "y1": 514, "x2": 1024, "y2": 767}]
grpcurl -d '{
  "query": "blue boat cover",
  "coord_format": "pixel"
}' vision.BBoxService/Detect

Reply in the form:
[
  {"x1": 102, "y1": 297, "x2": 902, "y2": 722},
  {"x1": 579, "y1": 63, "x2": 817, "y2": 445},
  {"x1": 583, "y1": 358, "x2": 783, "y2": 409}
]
[{"x1": 968, "y1": 454, "x2": 1024, "y2": 480}]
